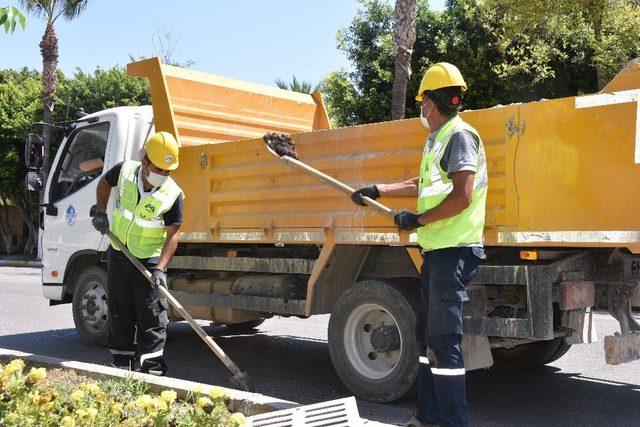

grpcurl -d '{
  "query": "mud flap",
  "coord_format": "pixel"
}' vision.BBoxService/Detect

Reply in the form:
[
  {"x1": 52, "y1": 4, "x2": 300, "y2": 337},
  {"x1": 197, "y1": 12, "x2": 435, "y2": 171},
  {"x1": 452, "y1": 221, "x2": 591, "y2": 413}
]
[{"x1": 604, "y1": 333, "x2": 640, "y2": 365}]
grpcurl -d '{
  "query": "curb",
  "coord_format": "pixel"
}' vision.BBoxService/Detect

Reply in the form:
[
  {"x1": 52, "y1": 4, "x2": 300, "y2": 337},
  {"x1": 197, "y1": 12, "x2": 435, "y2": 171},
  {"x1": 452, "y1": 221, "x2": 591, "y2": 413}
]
[
  {"x1": 0, "y1": 260, "x2": 42, "y2": 268},
  {"x1": 0, "y1": 348, "x2": 297, "y2": 417}
]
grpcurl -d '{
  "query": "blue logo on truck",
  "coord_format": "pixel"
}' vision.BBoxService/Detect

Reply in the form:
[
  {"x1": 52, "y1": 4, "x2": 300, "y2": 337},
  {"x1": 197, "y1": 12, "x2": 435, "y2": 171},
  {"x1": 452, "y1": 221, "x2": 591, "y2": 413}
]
[{"x1": 65, "y1": 205, "x2": 76, "y2": 226}]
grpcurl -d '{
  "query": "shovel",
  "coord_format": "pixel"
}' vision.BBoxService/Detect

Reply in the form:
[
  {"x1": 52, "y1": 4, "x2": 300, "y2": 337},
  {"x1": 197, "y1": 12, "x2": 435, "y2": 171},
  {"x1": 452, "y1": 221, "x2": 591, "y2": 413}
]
[
  {"x1": 99, "y1": 224, "x2": 251, "y2": 391},
  {"x1": 262, "y1": 132, "x2": 396, "y2": 218}
]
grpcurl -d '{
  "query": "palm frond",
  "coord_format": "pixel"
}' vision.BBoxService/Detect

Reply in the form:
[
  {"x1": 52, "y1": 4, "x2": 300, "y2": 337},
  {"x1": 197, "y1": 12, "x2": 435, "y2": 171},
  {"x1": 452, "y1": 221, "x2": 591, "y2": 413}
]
[
  {"x1": 18, "y1": 0, "x2": 52, "y2": 19},
  {"x1": 61, "y1": 0, "x2": 87, "y2": 20},
  {"x1": 274, "y1": 75, "x2": 322, "y2": 94}
]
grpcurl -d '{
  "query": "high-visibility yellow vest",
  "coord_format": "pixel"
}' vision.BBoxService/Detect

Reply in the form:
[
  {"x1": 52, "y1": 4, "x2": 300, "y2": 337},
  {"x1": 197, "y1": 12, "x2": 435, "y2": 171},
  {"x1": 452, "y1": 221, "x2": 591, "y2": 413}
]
[
  {"x1": 110, "y1": 160, "x2": 183, "y2": 259},
  {"x1": 417, "y1": 115, "x2": 487, "y2": 250}
]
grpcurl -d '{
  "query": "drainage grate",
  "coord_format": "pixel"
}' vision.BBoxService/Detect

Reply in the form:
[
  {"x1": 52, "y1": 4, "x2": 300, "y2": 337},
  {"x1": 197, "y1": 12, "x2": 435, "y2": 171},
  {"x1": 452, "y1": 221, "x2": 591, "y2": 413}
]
[{"x1": 246, "y1": 397, "x2": 362, "y2": 427}]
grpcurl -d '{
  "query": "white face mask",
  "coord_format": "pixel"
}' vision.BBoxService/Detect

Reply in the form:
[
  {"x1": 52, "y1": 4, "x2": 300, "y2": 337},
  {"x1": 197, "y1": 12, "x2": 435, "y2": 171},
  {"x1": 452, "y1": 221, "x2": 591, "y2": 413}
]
[
  {"x1": 420, "y1": 103, "x2": 434, "y2": 129},
  {"x1": 146, "y1": 169, "x2": 168, "y2": 188}
]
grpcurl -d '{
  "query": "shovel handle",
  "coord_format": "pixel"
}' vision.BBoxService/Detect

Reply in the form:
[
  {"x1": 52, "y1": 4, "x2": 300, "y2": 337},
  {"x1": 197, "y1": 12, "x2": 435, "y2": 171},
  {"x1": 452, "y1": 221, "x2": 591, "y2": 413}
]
[{"x1": 277, "y1": 154, "x2": 396, "y2": 218}]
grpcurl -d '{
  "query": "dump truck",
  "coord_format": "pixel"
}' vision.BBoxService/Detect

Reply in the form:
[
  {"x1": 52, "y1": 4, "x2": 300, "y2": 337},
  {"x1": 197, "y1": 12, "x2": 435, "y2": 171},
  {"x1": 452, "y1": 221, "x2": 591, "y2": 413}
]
[{"x1": 25, "y1": 57, "x2": 640, "y2": 402}]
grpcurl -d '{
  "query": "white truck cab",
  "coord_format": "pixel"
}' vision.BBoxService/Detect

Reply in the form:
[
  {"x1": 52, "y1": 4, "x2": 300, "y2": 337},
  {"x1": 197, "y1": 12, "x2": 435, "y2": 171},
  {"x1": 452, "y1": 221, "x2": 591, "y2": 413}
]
[{"x1": 29, "y1": 106, "x2": 154, "y2": 345}]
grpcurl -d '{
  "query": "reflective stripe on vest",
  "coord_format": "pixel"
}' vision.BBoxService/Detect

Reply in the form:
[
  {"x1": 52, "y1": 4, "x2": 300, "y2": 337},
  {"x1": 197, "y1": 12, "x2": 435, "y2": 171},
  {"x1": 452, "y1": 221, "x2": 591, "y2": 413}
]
[
  {"x1": 109, "y1": 160, "x2": 183, "y2": 259},
  {"x1": 417, "y1": 116, "x2": 487, "y2": 250}
]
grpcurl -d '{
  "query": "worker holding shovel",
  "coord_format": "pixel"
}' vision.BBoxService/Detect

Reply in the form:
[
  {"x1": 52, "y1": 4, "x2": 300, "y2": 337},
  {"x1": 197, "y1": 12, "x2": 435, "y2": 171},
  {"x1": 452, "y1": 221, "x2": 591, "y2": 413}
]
[
  {"x1": 352, "y1": 63, "x2": 487, "y2": 427},
  {"x1": 91, "y1": 132, "x2": 183, "y2": 376}
]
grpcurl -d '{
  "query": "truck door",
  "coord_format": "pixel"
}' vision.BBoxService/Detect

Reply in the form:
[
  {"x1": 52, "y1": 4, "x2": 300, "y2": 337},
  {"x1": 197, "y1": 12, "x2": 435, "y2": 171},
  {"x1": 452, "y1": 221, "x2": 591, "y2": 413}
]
[{"x1": 41, "y1": 119, "x2": 112, "y2": 286}]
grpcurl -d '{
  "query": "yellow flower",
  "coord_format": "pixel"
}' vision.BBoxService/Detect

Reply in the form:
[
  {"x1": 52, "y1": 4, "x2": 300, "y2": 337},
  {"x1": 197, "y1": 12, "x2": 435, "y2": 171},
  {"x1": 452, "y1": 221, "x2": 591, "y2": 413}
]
[
  {"x1": 198, "y1": 396, "x2": 215, "y2": 414},
  {"x1": 197, "y1": 396, "x2": 213, "y2": 408},
  {"x1": 2, "y1": 359, "x2": 25, "y2": 377},
  {"x1": 41, "y1": 401, "x2": 55, "y2": 412},
  {"x1": 80, "y1": 383, "x2": 101, "y2": 395},
  {"x1": 27, "y1": 367, "x2": 47, "y2": 382},
  {"x1": 28, "y1": 391, "x2": 41, "y2": 405},
  {"x1": 75, "y1": 409, "x2": 87, "y2": 418},
  {"x1": 230, "y1": 412, "x2": 247, "y2": 426},
  {"x1": 86, "y1": 407, "x2": 98, "y2": 422},
  {"x1": 60, "y1": 416, "x2": 75, "y2": 427},
  {"x1": 111, "y1": 402, "x2": 123, "y2": 416},
  {"x1": 160, "y1": 389, "x2": 177, "y2": 404},
  {"x1": 153, "y1": 396, "x2": 169, "y2": 412},
  {"x1": 208, "y1": 387, "x2": 227, "y2": 400},
  {"x1": 135, "y1": 394, "x2": 153, "y2": 410},
  {"x1": 70, "y1": 389, "x2": 85, "y2": 403}
]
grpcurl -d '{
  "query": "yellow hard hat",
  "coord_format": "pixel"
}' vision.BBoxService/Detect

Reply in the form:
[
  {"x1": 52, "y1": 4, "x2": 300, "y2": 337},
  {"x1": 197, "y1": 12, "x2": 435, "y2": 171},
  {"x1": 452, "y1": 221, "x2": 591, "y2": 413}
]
[
  {"x1": 416, "y1": 62, "x2": 467, "y2": 102},
  {"x1": 144, "y1": 131, "x2": 179, "y2": 171}
]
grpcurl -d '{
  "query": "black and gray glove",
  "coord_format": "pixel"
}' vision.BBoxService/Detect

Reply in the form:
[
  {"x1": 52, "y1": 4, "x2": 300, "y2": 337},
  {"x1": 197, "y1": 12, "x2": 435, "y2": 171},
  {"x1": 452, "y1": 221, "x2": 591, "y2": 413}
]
[
  {"x1": 394, "y1": 211, "x2": 423, "y2": 231},
  {"x1": 91, "y1": 212, "x2": 109, "y2": 235},
  {"x1": 351, "y1": 185, "x2": 380, "y2": 206},
  {"x1": 150, "y1": 268, "x2": 167, "y2": 290}
]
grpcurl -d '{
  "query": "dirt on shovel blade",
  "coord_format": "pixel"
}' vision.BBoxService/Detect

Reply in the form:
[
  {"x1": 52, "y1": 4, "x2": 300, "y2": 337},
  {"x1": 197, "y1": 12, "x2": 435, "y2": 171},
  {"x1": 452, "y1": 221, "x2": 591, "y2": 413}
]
[{"x1": 263, "y1": 132, "x2": 299, "y2": 160}]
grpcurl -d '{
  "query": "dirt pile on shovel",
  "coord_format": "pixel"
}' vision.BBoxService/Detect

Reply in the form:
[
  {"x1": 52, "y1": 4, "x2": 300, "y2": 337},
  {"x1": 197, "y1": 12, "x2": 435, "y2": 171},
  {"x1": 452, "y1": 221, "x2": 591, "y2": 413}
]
[{"x1": 263, "y1": 132, "x2": 299, "y2": 160}]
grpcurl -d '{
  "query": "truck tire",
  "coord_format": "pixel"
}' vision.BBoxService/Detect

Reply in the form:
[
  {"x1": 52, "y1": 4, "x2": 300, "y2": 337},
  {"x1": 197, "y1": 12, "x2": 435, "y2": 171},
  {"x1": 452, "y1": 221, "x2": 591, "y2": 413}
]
[
  {"x1": 72, "y1": 266, "x2": 109, "y2": 347},
  {"x1": 328, "y1": 279, "x2": 420, "y2": 403},
  {"x1": 491, "y1": 337, "x2": 572, "y2": 370}
]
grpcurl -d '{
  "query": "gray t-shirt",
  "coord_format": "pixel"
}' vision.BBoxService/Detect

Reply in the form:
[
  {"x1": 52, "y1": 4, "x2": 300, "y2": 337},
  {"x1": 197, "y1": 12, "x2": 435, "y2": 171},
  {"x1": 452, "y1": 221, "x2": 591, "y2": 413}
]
[{"x1": 427, "y1": 129, "x2": 479, "y2": 176}]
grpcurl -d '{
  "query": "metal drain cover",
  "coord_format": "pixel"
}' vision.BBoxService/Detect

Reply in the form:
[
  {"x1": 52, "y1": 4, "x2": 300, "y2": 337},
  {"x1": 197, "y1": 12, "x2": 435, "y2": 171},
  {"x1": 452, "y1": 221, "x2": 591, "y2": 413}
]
[{"x1": 246, "y1": 397, "x2": 362, "y2": 426}]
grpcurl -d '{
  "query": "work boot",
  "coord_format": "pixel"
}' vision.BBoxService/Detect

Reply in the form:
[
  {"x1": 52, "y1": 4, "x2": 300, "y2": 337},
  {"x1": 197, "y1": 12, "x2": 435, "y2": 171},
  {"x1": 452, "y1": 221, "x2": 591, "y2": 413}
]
[{"x1": 140, "y1": 359, "x2": 168, "y2": 377}]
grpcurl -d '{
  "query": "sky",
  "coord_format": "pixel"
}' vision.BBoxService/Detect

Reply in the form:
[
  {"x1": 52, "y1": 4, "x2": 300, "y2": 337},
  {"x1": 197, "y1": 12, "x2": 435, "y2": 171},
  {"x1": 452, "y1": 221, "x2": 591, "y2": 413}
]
[{"x1": 2, "y1": 0, "x2": 446, "y2": 87}]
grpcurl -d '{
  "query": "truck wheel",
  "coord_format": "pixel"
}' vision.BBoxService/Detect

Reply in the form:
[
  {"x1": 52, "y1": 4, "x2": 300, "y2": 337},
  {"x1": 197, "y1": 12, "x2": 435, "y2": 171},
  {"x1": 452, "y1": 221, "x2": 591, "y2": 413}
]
[
  {"x1": 491, "y1": 337, "x2": 571, "y2": 370},
  {"x1": 225, "y1": 318, "x2": 265, "y2": 332},
  {"x1": 328, "y1": 280, "x2": 420, "y2": 403},
  {"x1": 72, "y1": 267, "x2": 108, "y2": 347}
]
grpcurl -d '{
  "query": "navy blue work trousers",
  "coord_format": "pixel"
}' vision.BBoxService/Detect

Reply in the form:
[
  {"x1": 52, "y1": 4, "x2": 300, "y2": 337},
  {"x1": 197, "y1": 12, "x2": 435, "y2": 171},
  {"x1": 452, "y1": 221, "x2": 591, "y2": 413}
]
[{"x1": 415, "y1": 246, "x2": 484, "y2": 427}]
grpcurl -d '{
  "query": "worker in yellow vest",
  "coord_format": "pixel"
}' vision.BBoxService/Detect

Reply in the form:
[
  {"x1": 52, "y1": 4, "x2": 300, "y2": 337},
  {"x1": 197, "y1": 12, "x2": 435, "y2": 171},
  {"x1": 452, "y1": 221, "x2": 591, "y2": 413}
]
[
  {"x1": 352, "y1": 63, "x2": 487, "y2": 427},
  {"x1": 92, "y1": 131, "x2": 183, "y2": 376}
]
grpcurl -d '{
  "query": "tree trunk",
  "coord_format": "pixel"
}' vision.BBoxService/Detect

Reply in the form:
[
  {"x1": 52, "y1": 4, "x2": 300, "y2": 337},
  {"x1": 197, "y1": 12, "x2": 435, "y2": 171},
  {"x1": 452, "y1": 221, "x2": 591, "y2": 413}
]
[
  {"x1": 391, "y1": 0, "x2": 417, "y2": 120},
  {"x1": 13, "y1": 191, "x2": 38, "y2": 257},
  {"x1": 0, "y1": 196, "x2": 14, "y2": 254},
  {"x1": 39, "y1": 21, "x2": 59, "y2": 202}
]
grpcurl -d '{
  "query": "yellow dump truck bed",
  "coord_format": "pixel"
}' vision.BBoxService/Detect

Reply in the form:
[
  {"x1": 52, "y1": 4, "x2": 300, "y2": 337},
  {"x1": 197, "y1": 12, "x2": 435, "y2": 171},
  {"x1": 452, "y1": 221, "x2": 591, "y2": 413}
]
[{"x1": 128, "y1": 58, "x2": 640, "y2": 253}]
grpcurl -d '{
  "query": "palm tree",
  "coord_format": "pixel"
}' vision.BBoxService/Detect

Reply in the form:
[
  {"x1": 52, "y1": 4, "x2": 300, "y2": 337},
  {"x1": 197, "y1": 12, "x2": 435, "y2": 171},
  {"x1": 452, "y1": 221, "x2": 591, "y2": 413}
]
[
  {"x1": 275, "y1": 75, "x2": 321, "y2": 94},
  {"x1": 390, "y1": 0, "x2": 417, "y2": 120},
  {"x1": 19, "y1": 0, "x2": 88, "y2": 191}
]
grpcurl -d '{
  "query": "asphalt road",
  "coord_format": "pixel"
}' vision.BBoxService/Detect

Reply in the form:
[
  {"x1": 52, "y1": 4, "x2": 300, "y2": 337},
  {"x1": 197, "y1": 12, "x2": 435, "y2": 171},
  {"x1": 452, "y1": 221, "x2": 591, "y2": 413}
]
[{"x1": 1, "y1": 266, "x2": 639, "y2": 426}]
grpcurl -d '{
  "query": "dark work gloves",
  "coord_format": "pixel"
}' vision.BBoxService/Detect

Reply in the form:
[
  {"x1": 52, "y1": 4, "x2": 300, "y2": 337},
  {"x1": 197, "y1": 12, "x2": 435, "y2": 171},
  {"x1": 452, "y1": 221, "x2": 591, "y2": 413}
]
[
  {"x1": 150, "y1": 268, "x2": 167, "y2": 290},
  {"x1": 394, "y1": 211, "x2": 423, "y2": 231},
  {"x1": 91, "y1": 212, "x2": 109, "y2": 235},
  {"x1": 351, "y1": 185, "x2": 380, "y2": 206}
]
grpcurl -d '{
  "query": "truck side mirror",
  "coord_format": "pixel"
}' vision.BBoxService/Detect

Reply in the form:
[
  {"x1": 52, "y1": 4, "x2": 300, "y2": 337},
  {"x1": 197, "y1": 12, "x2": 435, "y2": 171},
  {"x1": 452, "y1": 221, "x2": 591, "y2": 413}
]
[
  {"x1": 26, "y1": 171, "x2": 43, "y2": 192},
  {"x1": 24, "y1": 133, "x2": 44, "y2": 169}
]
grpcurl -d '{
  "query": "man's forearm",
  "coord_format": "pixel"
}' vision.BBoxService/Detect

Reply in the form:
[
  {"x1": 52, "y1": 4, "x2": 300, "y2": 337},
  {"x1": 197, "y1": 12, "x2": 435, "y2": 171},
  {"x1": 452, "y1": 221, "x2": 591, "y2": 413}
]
[
  {"x1": 156, "y1": 228, "x2": 180, "y2": 270},
  {"x1": 378, "y1": 177, "x2": 419, "y2": 197},
  {"x1": 95, "y1": 178, "x2": 112, "y2": 213},
  {"x1": 418, "y1": 190, "x2": 471, "y2": 225}
]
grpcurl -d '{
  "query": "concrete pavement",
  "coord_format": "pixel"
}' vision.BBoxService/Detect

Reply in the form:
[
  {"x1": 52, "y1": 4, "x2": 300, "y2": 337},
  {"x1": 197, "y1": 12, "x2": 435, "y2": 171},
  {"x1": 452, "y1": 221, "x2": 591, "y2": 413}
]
[{"x1": 1, "y1": 267, "x2": 639, "y2": 425}]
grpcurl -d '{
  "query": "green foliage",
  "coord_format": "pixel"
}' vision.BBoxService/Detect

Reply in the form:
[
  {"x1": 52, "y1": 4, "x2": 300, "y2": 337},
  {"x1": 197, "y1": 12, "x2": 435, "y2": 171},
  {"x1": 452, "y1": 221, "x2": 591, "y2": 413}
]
[
  {"x1": 55, "y1": 66, "x2": 151, "y2": 121},
  {"x1": 0, "y1": 359, "x2": 246, "y2": 426},
  {"x1": 0, "y1": 6, "x2": 26, "y2": 33},
  {"x1": 489, "y1": 0, "x2": 640, "y2": 87},
  {"x1": 275, "y1": 75, "x2": 321, "y2": 94},
  {"x1": 0, "y1": 69, "x2": 41, "y2": 196},
  {"x1": 322, "y1": 0, "x2": 640, "y2": 126}
]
